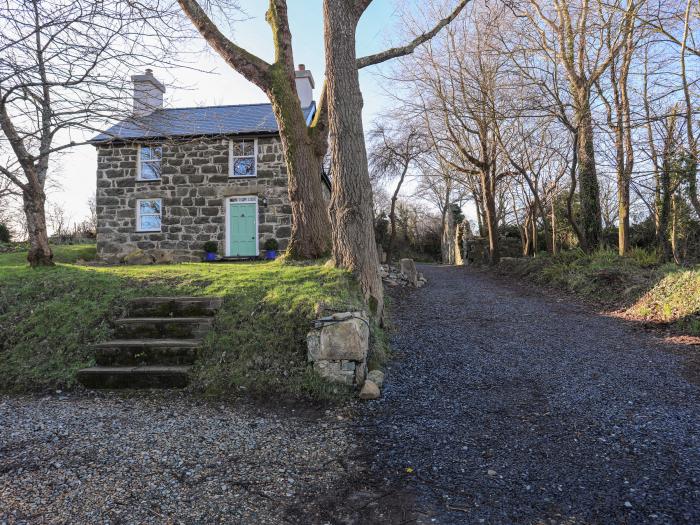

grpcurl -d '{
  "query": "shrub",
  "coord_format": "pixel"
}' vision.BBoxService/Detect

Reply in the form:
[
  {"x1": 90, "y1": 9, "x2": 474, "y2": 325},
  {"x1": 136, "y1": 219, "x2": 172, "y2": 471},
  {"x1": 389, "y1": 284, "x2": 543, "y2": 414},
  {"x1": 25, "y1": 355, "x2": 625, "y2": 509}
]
[
  {"x1": 203, "y1": 241, "x2": 218, "y2": 253},
  {"x1": 263, "y1": 238, "x2": 279, "y2": 251},
  {"x1": 0, "y1": 223, "x2": 11, "y2": 243}
]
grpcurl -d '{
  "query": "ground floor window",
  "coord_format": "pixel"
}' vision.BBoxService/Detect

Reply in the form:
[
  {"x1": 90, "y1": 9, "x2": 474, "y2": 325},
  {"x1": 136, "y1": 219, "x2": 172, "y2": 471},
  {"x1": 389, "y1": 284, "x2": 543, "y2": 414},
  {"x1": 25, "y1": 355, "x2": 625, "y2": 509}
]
[{"x1": 136, "y1": 199, "x2": 162, "y2": 232}]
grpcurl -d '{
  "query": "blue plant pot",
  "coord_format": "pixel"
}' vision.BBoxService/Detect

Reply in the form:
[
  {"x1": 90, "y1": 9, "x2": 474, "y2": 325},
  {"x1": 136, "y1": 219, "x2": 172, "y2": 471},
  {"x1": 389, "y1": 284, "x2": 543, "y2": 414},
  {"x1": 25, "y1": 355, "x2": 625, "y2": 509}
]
[
  {"x1": 265, "y1": 250, "x2": 277, "y2": 260},
  {"x1": 205, "y1": 252, "x2": 217, "y2": 262}
]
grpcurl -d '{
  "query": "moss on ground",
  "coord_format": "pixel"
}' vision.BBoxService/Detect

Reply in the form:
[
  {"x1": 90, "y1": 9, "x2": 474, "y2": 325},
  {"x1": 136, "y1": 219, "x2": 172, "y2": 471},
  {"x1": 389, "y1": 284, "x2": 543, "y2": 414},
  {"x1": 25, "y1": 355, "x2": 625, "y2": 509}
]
[
  {"x1": 0, "y1": 245, "x2": 380, "y2": 400},
  {"x1": 496, "y1": 249, "x2": 700, "y2": 335}
]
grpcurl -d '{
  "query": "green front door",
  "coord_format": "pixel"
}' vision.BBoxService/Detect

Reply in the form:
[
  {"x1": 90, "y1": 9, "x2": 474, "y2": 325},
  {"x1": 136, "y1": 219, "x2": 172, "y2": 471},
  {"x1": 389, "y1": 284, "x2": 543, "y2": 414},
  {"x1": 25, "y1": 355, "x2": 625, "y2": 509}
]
[{"x1": 229, "y1": 202, "x2": 257, "y2": 256}]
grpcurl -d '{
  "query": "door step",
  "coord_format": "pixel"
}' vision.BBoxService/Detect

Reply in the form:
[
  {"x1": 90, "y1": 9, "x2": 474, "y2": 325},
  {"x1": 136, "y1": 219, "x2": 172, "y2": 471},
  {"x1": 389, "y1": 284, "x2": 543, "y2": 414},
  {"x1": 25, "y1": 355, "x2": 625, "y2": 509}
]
[
  {"x1": 94, "y1": 339, "x2": 200, "y2": 366},
  {"x1": 127, "y1": 297, "x2": 223, "y2": 318},
  {"x1": 77, "y1": 366, "x2": 191, "y2": 389},
  {"x1": 78, "y1": 296, "x2": 222, "y2": 390},
  {"x1": 114, "y1": 317, "x2": 213, "y2": 339}
]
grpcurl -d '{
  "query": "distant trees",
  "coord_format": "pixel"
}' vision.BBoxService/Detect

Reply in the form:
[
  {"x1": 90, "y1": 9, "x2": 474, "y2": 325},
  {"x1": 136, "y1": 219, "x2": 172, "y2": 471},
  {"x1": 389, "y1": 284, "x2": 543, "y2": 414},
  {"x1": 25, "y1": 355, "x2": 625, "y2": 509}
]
[{"x1": 374, "y1": 0, "x2": 700, "y2": 265}]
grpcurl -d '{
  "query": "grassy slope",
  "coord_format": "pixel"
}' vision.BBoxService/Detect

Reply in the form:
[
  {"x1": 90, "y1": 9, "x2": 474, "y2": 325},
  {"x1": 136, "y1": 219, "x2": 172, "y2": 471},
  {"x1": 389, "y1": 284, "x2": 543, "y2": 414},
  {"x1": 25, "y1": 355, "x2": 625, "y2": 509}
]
[
  {"x1": 0, "y1": 245, "x2": 370, "y2": 399},
  {"x1": 497, "y1": 250, "x2": 700, "y2": 335}
]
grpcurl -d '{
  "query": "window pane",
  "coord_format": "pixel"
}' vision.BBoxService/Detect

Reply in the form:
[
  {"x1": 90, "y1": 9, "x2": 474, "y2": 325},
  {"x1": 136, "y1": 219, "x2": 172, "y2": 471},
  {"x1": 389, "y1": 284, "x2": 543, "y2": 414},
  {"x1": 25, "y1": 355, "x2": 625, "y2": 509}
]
[
  {"x1": 140, "y1": 161, "x2": 161, "y2": 180},
  {"x1": 231, "y1": 141, "x2": 243, "y2": 156},
  {"x1": 233, "y1": 157, "x2": 255, "y2": 176},
  {"x1": 139, "y1": 214, "x2": 161, "y2": 231},
  {"x1": 140, "y1": 145, "x2": 162, "y2": 161},
  {"x1": 139, "y1": 200, "x2": 161, "y2": 215},
  {"x1": 242, "y1": 141, "x2": 255, "y2": 156}
]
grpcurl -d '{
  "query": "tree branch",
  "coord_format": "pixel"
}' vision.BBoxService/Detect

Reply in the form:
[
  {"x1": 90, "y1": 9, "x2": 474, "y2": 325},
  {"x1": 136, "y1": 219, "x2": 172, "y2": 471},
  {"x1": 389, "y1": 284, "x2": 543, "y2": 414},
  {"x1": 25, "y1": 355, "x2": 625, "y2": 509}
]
[
  {"x1": 356, "y1": 0, "x2": 471, "y2": 69},
  {"x1": 177, "y1": 0, "x2": 272, "y2": 90}
]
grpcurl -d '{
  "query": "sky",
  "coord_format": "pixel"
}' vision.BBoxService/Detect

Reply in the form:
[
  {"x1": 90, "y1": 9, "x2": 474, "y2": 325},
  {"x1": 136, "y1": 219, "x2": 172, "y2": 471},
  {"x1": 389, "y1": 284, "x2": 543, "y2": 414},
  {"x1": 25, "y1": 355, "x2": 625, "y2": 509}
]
[{"x1": 51, "y1": 0, "x2": 415, "y2": 225}]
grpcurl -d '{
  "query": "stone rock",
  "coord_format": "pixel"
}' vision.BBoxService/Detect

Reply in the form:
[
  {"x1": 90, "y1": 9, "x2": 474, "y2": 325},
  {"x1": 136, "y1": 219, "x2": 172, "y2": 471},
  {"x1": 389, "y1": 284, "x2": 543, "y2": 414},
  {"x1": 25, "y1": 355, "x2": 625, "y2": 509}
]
[
  {"x1": 307, "y1": 312, "x2": 369, "y2": 362},
  {"x1": 122, "y1": 249, "x2": 154, "y2": 265},
  {"x1": 399, "y1": 258, "x2": 418, "y2": 286},
  {"x1": 313, "y1": 360, "x2": 355, "y2": 386},
  {"x1": 151, "y1": 249, "x2": 173, "y2": 265},
  {"x1": 359, "y1": 380, "x2": 380, "y2": 400},
  {"x1": 366, "y1": 370, "x2": 384, "y2": 388},
  {"x1": 376, "y1": 244, "x2": 387, "y2": 264},
  {"x1": 354, "y1": 361, "x2": 367, "y2": 385}
]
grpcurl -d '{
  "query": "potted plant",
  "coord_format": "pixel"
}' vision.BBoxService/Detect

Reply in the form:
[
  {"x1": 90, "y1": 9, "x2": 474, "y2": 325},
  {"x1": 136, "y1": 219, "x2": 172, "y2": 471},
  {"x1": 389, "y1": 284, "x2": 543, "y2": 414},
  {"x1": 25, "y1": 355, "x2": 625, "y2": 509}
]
[
  {"x1": 263, "y1": 238, "x2": 279, "y2": 260},
  {"x1": 203, "y1": 241, "x2": 218, "y2": 262}
]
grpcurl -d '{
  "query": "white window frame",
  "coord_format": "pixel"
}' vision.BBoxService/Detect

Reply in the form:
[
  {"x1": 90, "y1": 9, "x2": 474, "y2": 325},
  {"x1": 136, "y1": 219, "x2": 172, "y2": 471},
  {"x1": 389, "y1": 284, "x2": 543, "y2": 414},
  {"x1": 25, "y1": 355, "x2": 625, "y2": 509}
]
[
  {"x1": 136, "y1": 144, "x2": 162, "y2": 181},
  {"x1": 136, "y1": 198, "x2": 162, "y2": 232},
  {"x1": 229, "y1": 138, "x2": 258, "y2": 178},
  {"x1": 225, "y1": 196, "x2": 259, "y2": 257}
]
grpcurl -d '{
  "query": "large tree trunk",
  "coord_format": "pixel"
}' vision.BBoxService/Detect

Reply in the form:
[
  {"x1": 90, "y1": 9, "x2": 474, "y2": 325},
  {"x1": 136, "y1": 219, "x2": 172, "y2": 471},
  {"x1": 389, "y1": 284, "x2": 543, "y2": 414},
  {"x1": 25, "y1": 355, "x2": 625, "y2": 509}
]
[
  {"x1": 658, "y1": 159, "x2": 673, "y2": 262},
  {"x1": 481, "y1": 171, "x2": 500, "y2": 265},
  {"x1": 551, "y1": 195, "x2": 558, "y2": 255},
  {"x1": 23, "y1": 187, "x2": 53, "y2": 267},
  {"x1": 441, "y1": 205, "x2": 455, "y2": 264},
  {"x1": 386, "y1": 166, "x2": 408, "y2": 264},
  {"x1": 267, "y1": 70, "x2": 332, "y2": 258},
  {"x1": 574, "y1": 91, "x2": 603, "y2": 253},
  {"x1": 323, "y1": 0, "x2": 383, "y2": 318}
]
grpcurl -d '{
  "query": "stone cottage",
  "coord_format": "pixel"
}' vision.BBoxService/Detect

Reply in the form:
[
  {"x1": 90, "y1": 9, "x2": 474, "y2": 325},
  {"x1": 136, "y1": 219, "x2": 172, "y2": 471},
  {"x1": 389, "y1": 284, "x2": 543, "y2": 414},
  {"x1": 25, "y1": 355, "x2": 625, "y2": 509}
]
[{"x1": 91, "y1": 66, "x2": 329, "y2": 263}]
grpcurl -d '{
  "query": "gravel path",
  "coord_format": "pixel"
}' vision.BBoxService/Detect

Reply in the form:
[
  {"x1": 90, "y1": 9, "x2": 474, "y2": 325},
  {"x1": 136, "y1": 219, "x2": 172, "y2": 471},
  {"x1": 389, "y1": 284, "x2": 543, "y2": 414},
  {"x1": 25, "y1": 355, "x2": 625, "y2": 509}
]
[
  {"x1": 0, "y1": 392, "x2": 371, "y2": 524},
  {"x1": 360, "y1": 264, "x2": 700, "y2": 524}
]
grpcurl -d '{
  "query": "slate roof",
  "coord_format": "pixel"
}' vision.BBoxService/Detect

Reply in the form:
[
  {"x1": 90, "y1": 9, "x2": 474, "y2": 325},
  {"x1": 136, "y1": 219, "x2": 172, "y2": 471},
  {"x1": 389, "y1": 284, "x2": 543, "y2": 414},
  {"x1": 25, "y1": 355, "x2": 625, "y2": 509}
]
[{"x1": 91, "y1": 102, "x2": 316, "y2": 143}]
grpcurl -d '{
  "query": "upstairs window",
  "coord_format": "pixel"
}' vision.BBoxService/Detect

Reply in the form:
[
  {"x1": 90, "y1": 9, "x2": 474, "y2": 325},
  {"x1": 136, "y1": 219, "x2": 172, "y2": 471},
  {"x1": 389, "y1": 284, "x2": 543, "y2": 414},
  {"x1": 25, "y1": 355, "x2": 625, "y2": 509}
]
[
  {"x1": 230, "y1": 139, "x2": 257, "y2": 177},
  {"x1": 136, "y1": 199, "x2": 162, "y2": 232},
  {"x1": 138, "y1": 145, "x2": 162, "y2": 181}
]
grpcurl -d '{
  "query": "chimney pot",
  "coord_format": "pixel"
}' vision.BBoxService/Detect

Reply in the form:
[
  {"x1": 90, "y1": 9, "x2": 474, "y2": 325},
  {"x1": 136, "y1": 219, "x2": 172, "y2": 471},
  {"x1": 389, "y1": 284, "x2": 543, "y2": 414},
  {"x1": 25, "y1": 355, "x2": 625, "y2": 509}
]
[
  {"x1": 131, "y1": 69, "x2": 165, "y2": 117},
  {"x1": 294, "y1": 65, "x2": 314, "y2": 108}
]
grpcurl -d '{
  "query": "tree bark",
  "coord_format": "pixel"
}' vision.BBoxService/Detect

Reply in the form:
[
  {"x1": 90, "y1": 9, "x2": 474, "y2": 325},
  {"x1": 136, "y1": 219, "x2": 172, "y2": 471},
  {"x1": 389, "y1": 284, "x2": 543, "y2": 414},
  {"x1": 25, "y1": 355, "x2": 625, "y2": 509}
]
[
  {"x1": 481, "y1": 169, "x2": 500, "y2": 265},
  {"x1": 267, "y1": 66, "x2": 332, "y2": 258},
  {"x1": 323, "y1": 0, "x2": 383, "y2": 317},
  {"x1": 574, "y1": 89, "x2": 603, "y2": 252},
  {"x1": 386, "y1": 165, "x2": 408, "y2": 264},
  {"x1": 23, "y1": 186, "x2": 53, "y2": 266}
]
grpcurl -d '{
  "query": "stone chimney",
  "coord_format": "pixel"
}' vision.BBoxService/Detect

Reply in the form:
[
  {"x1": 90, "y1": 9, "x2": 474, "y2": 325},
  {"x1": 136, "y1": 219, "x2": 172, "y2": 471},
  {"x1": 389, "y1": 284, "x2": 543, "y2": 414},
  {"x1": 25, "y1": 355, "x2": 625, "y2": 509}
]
[
  {"x1": 131, "y1": 69, "x2": 165, "y2": 117},
  {"x1": 295, "y1": 64, "x2": 315, "y2": 108}
]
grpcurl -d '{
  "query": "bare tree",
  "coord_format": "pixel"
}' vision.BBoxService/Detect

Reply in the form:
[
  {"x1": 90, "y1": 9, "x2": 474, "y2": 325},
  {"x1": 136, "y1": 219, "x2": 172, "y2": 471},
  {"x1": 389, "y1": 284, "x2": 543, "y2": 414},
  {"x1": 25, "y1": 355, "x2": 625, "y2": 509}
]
[
  {"x1": 176, "y1": 0, "x2": 336, "y2": 259},
  {"x1": 520, "y1": 0, "x2": 638, "y2": 252},
  {"x1": 369, "y1": 121, "x2": 426, "y2": 263},
  {"x1": 0, "y1": 0, "x2": 178, "y2": 266}
]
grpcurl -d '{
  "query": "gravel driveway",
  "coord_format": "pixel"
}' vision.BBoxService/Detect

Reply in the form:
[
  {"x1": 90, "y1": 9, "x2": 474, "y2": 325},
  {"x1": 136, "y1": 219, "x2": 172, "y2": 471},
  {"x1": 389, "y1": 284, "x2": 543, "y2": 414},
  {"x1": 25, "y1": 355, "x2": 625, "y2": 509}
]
[
  {"x1": 359, "y1": 264, "x2": 700, "y2": 524},
  {"x1": 3, "y1": 265, "x2": 699, "y2": 524}
]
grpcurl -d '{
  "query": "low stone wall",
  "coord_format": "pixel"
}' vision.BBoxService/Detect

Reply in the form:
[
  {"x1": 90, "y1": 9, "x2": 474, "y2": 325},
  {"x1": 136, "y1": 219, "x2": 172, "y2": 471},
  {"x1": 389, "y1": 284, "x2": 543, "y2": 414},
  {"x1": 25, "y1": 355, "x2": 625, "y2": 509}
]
[
  {"x1": 307, "y1": 312, "x2": 369, "y2": 387},
  {"x1": 463, "y1": 237, "x2": 523, "y2": 264}
]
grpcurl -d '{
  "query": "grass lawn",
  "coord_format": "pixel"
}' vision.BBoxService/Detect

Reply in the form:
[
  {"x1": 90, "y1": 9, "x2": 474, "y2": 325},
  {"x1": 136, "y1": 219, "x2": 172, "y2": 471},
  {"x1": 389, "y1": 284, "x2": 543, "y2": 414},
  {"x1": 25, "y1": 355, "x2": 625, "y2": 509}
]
[
  {"x1": 497, "y1": 249, "x2": 700, "y2": 335},
  {"x1": 0, "y1": 244, "x2": 377, "y2": 400}
]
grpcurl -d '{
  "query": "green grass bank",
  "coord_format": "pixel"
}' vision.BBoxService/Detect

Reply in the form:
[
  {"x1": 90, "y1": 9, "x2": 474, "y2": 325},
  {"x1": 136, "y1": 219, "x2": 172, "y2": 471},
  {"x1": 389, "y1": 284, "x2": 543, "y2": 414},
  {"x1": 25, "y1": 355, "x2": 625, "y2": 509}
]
[
  {"x1": 0, "y1": 244, "x2": 382, "y2": 400},
  {"x1": 496, "y1": 250, "x2": 700, "y2": 335}
]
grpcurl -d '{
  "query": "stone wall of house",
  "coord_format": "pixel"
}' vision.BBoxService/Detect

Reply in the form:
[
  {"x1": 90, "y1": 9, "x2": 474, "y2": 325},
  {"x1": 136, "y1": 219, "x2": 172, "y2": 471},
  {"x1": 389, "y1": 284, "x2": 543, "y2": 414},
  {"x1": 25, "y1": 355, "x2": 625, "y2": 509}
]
[{"x1": 95, "y1": 135, "x2": 303, "y2": 263}]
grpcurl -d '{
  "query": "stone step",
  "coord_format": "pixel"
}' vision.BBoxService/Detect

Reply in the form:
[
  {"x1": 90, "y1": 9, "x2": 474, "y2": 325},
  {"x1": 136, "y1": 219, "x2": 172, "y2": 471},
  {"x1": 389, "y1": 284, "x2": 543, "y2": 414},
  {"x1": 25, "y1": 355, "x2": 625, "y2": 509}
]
[
  {"x1": 126, "y1": 296, "x2": 223, "y2": 318},
  {"x1": 114, "y1": 317, "x2": 213, "y2": 339},
  {"x1": 94, "y1": 339, "x2": 201, "y2": 366},
  {"x1": 77, "y1": 366, "x2": 191, "y2": 389}
]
